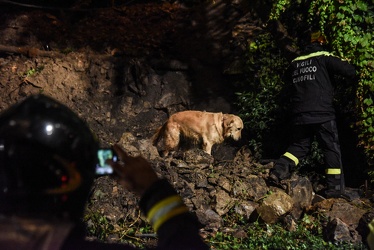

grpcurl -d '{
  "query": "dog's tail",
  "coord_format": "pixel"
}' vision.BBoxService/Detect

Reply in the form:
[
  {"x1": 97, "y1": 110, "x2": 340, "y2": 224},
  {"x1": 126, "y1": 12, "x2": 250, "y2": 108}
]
[{"x1": 152, "y1": 123, "x2": 167, "y2": 146}]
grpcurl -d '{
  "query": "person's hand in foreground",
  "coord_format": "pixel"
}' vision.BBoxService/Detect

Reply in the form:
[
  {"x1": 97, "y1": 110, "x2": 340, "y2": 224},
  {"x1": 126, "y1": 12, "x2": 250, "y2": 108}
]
[{"x1": 107, "y1": 144, "x2": 159, "y2": 196}]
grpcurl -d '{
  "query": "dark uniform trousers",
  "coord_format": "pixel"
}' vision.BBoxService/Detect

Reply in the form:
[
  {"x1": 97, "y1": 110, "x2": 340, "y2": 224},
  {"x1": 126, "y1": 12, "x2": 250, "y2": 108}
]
[{"x1": 272, "y1": 120, "x2": 344, "y2": 192}]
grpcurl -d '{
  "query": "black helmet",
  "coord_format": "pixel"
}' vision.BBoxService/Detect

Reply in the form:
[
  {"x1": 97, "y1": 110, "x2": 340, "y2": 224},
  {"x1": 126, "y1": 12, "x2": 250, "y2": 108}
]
[{"x1": 0, "y1": 95, "x2": 99, "y2": 221}]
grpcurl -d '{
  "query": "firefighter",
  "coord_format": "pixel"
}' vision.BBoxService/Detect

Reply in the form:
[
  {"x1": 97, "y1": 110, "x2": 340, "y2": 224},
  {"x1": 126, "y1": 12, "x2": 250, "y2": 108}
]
[{"x1": 268, "y1": 30, "x2": 357, "y2": 199}]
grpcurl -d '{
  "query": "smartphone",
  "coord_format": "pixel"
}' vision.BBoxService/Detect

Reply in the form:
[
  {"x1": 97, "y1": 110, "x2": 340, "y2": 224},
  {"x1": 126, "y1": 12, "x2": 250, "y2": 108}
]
[{"x1": 95, "y1": 148, "x2": 118, "y2": 175}]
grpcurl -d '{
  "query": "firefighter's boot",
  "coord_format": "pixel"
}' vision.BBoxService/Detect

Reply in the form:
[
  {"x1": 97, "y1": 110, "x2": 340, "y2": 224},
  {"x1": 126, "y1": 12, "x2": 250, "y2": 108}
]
[{"x1": 268, "y1": 152, "x2": 298, "y2": 184}]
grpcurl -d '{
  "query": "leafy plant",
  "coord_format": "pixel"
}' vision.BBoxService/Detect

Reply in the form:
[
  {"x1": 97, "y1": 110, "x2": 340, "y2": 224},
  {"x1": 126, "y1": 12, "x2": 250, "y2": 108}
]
[
  {"x1": 85, "y1": 200, "x2": 367, "y2": 249},
  {"x1": 309, "y1": 0, "x2": 374, "y2": 167},
  {"x1": 207, "y1": 214, "x2": 366, "y2": 249},
  {"x1": 84, "y1": 209, "x2": 154, "y2": 248},
  {"x1": 23, "y1": 66, "x2": 44, "y2": 77},
  {"x1": 84, "y1": 211, "x2": 114, "y2": 240},
  {"x1": 235, "y1": 32, "x2": 289, "y2": 158}
]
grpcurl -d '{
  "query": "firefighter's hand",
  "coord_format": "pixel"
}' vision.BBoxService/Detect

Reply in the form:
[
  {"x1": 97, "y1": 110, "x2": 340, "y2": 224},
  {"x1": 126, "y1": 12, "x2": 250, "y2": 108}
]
[{"x1": 107, "y1": 144, "x2": 159, "y2": 196}]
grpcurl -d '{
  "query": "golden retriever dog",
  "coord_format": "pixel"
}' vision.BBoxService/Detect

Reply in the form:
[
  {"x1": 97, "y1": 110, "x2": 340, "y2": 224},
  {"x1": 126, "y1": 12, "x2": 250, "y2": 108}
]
[{"x1": 152, "y1": 111, "x2": 244, "y2": 156}]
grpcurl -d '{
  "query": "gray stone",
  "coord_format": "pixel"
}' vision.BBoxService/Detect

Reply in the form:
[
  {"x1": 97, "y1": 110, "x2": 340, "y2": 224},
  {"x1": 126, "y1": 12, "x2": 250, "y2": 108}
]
[
  {"x1": 325, "y1": 218, "x2": 362, "y2": 244},
  {"x1": 215, "y1": 189, "x2": 234, "y2": 216}
]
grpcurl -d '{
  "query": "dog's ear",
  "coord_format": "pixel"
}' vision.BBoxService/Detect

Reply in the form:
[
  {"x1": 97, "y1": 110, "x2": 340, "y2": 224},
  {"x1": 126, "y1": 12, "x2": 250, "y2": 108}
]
[{"x1": 222, "y1": 114, "x2": 234, "y2": 128}]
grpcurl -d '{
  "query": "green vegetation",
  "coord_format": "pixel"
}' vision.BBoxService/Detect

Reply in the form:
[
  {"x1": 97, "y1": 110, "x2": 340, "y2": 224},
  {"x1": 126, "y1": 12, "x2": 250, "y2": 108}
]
[
  {"x1": 308, "y1": 0, "x2": 374, "y2": 167},
  {"x1": 85, "y1": 209, "x2": 367, "y2": 249},
  {"x1": 84, "y1": 210, "x2": 153, "y2": 248},
  {"x1": 237, "y1": 33, "x2": 288, "y2": 157},
  {"x1": 235, "y1": 32, "x2": 289, "y2": 158},
  {"x1": 236, "y1": 0, "x2": 373, "y2": 176},
  {"x1": 23, "y1": 66, "x2": 44, "y2": 78},
  {"x1": 266, "y1": 0, "x2": 374, "y2": 167},
  {"x1": 207, "y1": 215, "x2": 363, "y2": 250}
]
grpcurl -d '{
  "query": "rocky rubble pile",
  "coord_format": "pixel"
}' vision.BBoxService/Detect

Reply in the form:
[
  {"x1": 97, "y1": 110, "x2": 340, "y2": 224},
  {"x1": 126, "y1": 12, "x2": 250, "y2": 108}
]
[{"x1": 87, "y1": 134, "x2": 374, "y2": 246}]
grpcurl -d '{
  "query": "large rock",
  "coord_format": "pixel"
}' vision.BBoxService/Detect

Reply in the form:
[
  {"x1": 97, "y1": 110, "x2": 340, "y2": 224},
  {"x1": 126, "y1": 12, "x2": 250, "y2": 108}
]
[
  {"x1": 324, "y1": 218, "x2": 362, "y2": 244},
  {"x1": 196, "y1": 209, "x2": 223, "y2": 230},
  {"x1": 215, "y1": 189, "x2": 234, "y2": 216},
  {"x1": 232, "y1": 175, "x2": 268, "y2": 201},
  {"x1": 312, "y1": 199, "x2": 367, "y2": 228},
  {"x1": 234, "y1": 200, "x2": 258, "y2": 220},
  {"x1": 256, "y1": 190, "x2": 293, "y2": 224},
  {"x1": 357, "y1": 211, "x2": 374, "y2": 246},
  {"x1": 283, "y1": 175, "x2": 314, "y2": 219}
]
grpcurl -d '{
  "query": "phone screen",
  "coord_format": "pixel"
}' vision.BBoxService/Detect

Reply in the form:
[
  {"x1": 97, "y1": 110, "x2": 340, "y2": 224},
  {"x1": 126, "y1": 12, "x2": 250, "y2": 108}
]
[{"x1": 96, "y1": 148, "x2": 118, "y2": 175}]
